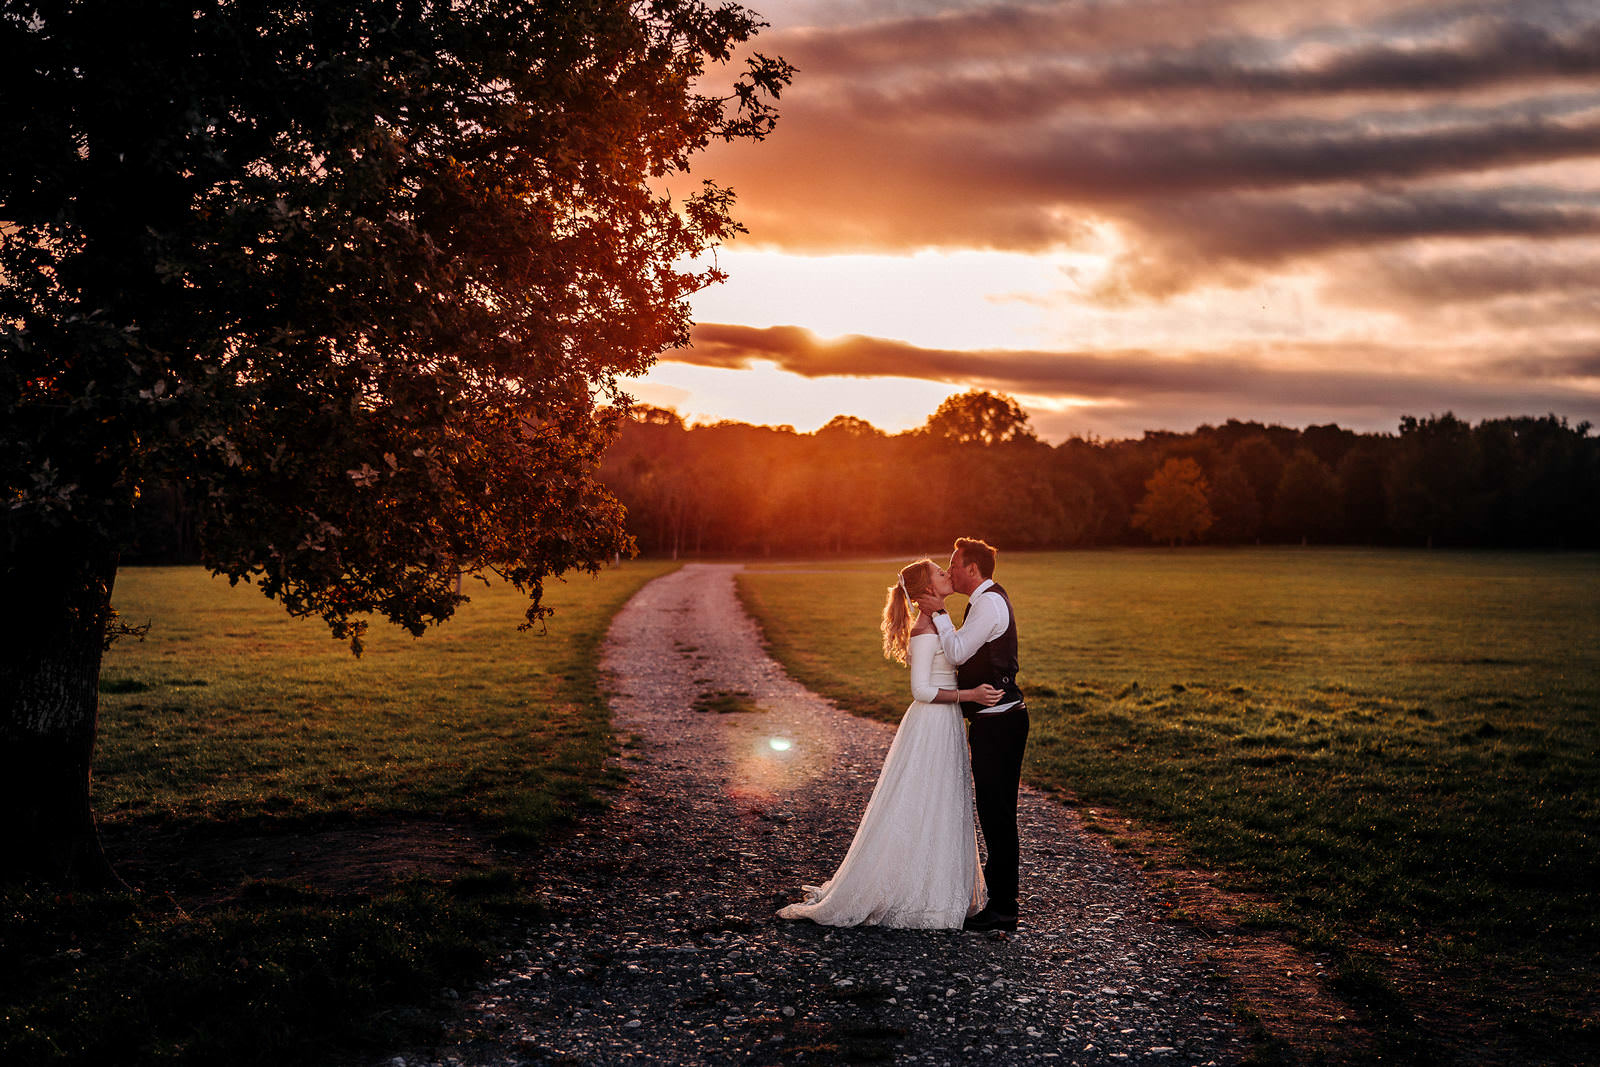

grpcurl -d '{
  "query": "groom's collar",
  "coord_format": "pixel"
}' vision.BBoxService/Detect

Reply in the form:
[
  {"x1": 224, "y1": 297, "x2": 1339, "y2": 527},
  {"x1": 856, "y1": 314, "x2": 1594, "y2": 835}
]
[{"x1": 970, "y1": 578, "x2": 995, "y2": 599}]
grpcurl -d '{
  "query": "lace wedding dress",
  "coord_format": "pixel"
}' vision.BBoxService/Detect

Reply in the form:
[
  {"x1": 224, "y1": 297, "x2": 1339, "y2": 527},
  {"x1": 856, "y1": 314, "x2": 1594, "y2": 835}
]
[{"x1": 778, "y1": 633, "x2": 987, "y2": 928}]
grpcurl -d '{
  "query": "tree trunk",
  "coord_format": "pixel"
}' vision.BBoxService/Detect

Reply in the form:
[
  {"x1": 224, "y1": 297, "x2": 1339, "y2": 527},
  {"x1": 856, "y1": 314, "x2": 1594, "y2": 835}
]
[{"x1": 0, "y1": 545, "x2": 122, "y2": 887}]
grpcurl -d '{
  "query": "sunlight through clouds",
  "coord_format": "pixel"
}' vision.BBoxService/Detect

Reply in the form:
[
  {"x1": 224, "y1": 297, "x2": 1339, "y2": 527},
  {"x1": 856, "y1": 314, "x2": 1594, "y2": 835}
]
[
  {"x1": 688, "y1": 248, "x2": 1082, "y2": 350},
  {"x1": 655, "y1": 0, "x2": 1600, "y2": 438},
  {"x1": 632, "y1": 358, "x2": 957, "y2": 434}
]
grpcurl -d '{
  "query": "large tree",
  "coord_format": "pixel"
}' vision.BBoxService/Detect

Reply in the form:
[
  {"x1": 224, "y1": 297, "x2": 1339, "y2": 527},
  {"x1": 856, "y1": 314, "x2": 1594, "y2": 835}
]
[
  {"x1": 1131, "y1": 457, "x2": 1214, "y2": 547},
  {"x1": 1271, "y1": 448, "x2": 1340, "y2": 544},
  {"x1": 0, "y1": 0, "x2": 790, "y2": 884},
  {"x1": 1228, "y1": 434, "x2": 1285, "y2": 521},
  {"x1": 1206, "y1": 461, "x2": 1261, "y2": 543},
  {"x1": 1336, "y1": 443, "x2": 1391, "y2": 544},
  {"x1": 925, "y1": 390, "x2": 1036, "y2": 447},
  {"x1": 1386, "y1": 413, "x2": 1482, "y2": 548}
]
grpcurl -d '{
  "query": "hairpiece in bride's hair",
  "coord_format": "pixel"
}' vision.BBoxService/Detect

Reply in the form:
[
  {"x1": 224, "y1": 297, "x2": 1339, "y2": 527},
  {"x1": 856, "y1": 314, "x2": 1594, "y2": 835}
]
[{"x1": 896, "y1": 573, "x2": 911, "y2": 608}]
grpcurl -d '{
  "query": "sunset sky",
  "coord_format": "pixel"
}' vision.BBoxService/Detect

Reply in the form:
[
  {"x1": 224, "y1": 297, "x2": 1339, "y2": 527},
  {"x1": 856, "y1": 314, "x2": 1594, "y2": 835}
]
[{"x1": 629, "y1": 0, "x2": 1600, "y2": 441}]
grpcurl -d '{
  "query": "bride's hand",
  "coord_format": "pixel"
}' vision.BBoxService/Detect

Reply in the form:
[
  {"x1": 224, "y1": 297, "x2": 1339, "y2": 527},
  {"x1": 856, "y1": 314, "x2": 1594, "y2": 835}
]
[{"x1": 971, "y1": 684, "x2": 1003, "y2": 707}]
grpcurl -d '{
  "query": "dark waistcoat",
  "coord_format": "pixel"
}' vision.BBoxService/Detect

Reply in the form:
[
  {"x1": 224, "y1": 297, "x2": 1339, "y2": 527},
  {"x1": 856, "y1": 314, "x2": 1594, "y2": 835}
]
[{"x1": 956, "y1": 581, "x2": 1022, "y2": 714}]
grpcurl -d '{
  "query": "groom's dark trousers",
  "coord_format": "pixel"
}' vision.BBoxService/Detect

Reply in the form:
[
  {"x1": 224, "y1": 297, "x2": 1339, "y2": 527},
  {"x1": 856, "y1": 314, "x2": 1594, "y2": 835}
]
[
  {"x1": 955, "y1": 579, "x2": 1028, "y2": 916},
  {"x1": 969, "y1": 705, "x2": 1029, "y2": 913}
]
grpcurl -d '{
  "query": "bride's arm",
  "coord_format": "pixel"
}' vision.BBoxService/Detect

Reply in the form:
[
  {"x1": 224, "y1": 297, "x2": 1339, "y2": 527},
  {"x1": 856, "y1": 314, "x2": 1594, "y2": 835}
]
[{"x1": 908, "y1": 635, "x2": 981, "y2": 705}]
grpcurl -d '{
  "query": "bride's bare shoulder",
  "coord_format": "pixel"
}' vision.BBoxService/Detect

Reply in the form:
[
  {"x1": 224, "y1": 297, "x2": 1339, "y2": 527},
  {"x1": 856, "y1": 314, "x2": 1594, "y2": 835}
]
[{"x1": 908, "y1": 621, "x2": 937, "y2": 638}]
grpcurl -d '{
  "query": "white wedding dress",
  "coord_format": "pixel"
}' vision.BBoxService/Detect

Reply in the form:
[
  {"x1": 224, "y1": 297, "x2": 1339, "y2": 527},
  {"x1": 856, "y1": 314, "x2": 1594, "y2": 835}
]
[{"x1": 778, "y1": 633, "x2": 987, "y2": 928}]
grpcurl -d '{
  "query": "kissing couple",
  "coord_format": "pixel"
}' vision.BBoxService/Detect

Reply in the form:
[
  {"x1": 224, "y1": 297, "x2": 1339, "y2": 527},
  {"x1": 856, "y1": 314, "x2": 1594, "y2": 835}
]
[{"x1": 779, "y1": 537, "x2": 1029, "y2": 932}]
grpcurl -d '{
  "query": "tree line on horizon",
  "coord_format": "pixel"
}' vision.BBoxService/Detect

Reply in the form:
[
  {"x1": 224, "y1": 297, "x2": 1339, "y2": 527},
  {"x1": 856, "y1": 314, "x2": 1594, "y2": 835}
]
[
  {"x1": 596, "y1": 391, "x2": 1600, "y2": 557},
  {"x1": 125, "y1": 390, "x2": 1598, "y2": 564}
]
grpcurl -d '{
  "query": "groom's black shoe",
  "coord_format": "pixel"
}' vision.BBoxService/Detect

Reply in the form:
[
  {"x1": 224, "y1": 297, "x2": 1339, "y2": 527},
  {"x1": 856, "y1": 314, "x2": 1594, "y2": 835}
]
[{"x1": 963, "y1": 906, "x2": 1018, "y2": 932}]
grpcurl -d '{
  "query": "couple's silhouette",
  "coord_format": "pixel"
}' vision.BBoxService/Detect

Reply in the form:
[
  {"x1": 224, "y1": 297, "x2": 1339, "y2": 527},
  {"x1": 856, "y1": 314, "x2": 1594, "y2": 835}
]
[{"x1": 779, "y1": 537, "x2": 1028, "y2": 932}]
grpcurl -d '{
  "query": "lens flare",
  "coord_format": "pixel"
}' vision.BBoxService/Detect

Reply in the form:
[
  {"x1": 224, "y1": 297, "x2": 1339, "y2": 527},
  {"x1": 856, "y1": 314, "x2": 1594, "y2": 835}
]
[{"x1": 768, "y1": 736, "x2": 793, "y2": 752}]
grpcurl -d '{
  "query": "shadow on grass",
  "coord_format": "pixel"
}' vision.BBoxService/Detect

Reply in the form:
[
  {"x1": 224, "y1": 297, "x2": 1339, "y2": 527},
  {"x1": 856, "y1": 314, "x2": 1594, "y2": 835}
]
[
  {"x1": 2, "y1": 852, "x2": 532, "y2": 1067},
  {"x1": 9, "y1": 560, "x2": 682, "y2": 1067}
]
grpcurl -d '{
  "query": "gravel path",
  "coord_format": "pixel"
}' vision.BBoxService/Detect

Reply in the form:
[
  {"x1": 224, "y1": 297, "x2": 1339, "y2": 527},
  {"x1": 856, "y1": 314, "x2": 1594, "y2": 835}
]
[{"x1": 383, "y1": 564, "x2": 1253, "y2": 1066}]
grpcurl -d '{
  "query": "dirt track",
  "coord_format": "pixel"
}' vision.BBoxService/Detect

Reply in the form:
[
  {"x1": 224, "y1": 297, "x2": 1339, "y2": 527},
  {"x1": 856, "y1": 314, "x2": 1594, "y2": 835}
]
[{"x1": 379, "y1": 563, "x2": 1279, "y2": 1065}]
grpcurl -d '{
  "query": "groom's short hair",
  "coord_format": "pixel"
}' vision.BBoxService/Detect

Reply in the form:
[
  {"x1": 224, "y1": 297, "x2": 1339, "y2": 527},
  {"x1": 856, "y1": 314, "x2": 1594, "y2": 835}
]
[{"x1": 953, "y1": 537, "x2": 997, "y2": 579}]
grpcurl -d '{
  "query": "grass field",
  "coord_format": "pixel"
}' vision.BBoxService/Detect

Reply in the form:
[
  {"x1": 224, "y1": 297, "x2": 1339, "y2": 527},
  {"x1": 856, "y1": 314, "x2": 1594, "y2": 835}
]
[
  {"x1": 3, "y1": 560, "x2": 676, "y2": 1067},
  {"x1": 737, "y1": 548, "x2": 1600, "y2": 1063}
]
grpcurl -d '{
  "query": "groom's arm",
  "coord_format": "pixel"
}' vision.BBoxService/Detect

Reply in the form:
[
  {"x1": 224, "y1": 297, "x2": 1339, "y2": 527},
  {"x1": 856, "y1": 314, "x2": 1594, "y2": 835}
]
[{"x1": 929, "y1": 592, "x2": 1008, "y2": 666}]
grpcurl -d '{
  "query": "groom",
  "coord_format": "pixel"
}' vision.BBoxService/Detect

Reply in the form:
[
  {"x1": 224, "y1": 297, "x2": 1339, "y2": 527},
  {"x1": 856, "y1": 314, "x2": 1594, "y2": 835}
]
[{"x1": 916, "y1": 537, "x2": 1029, "y2": 932}]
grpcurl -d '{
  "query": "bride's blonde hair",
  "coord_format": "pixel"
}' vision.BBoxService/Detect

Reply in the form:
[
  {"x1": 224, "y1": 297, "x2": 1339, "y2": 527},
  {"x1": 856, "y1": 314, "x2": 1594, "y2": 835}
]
[{"x1": 881, "y1": 559, "x2": 937, "y2": 665}]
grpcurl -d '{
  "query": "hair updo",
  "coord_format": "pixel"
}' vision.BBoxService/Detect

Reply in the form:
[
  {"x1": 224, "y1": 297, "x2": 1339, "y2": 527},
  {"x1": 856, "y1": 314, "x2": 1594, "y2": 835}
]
[{"x1": 881, "y1": 559, "x2": 936, "y2": 665}]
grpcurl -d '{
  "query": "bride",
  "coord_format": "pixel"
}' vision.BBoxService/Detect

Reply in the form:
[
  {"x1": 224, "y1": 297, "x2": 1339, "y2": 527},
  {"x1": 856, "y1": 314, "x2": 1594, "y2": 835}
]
[{"x1": 777, "y1": 558, "x2": 1000, "y2": 929}]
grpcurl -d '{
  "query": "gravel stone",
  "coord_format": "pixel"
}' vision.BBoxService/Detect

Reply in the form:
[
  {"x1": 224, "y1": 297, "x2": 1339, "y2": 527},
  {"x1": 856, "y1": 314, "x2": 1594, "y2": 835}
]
[{"x1": 377, "y1": 564, "x2": 1250, "y2": 1065}]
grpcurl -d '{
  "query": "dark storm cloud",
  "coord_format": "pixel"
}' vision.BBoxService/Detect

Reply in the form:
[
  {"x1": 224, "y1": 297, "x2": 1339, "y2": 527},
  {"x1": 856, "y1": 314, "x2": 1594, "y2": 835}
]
[
  {"x1": 822, "y1": 15, "x2": 1600, "y2": 121},
  {"x1": 1491, "y1": 350, "x2": 1600, "y2": 380},
  {"x1": 993, "y1": 99, "x2": 1600, "y2": 202},
  {"x1": 1103, "y1": 186, "x2": 1600, "y2": 296},
  {"x1": 667, "y1": 323, "x2": 1600, "y2": 418},
  {"x1": 1099, "y1": 19, "x2": 1600, "y2": 96},
  {"x1": 769, "y1": 0, "x2": 1405, "y2": 74},
  {"x1": 707, "y1": 91, "x2": 1600, "y2": 255},
  {"x1": 701, "y1": 0, "x2": 1600, "y2": 290},
  {"x1": 1321, "y1": 244, "x2": 1600, "y2": 309}
]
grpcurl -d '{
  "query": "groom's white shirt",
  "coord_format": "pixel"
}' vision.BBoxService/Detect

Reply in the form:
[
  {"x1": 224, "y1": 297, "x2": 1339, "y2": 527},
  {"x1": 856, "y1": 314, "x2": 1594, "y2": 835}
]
[{"x1": 931, "y1": 579, "x2": 1019, "y2": 715}]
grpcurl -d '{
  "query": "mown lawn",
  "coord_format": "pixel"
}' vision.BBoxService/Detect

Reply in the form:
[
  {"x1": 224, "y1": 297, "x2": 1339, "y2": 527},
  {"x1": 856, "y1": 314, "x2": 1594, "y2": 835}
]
[
  {"x1": 737, "y1": 548, "x2": 1600, "y2": 1063},
  {"x1": 3, "y1": 560, "x2": 676, "y2": 1067}
]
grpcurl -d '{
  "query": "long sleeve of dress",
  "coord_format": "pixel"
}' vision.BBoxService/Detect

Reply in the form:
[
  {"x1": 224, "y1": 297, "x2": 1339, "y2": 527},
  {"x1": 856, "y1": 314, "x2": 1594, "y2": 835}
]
[{"x1": 909, "y1": 637, "x2": 942, "y2": 704}]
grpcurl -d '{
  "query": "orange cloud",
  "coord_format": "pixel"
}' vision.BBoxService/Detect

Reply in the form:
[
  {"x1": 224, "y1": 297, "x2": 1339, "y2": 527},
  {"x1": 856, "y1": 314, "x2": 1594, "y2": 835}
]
[
  {"x1": 698, "y1": 0, "x2": 1600, "y2": 303},
  {"x1": 664, "y1": 322, "x2": 1600, "y2": 429}
]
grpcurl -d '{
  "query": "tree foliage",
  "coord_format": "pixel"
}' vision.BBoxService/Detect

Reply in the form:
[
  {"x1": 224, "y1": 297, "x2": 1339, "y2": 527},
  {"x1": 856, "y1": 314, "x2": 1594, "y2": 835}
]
[
  {"x1": 1229, "y1": 434, "x2": 1286, "y2": 521},
  {"x1": 2, "y1": 0, "x2": 790, "y2": 646},
  {"x1": 129, "y1": 401, "x2": 1600, "y2": 559},
  {"x1": 926, "y1": 389, "x2": 1036, "y2": 446},
  {"x1": 583, "y1": 405, "x2": 1600, "y2": 557},
  {"x1": 1131, "y1": 457, "x2": 1214, "y2": 546},
  {"x1": 1206, "y1": 461, "x2": 1262, "y2": 543},
  {"x1": 0, "y1": 0, "x2": 790, "y2": 883},
  {"x1": 1272, "y1": 448, "x2": 1340, "y2": 544},
  {"x1": 1386, "y1": 413, "x2": 1482, "y2": 548}
]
